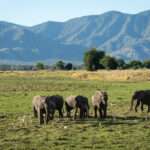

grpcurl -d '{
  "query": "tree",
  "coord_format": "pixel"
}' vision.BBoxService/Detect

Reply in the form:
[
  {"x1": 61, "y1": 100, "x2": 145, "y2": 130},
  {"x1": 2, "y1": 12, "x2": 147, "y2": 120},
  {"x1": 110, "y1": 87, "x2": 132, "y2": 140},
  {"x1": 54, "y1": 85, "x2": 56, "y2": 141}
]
[
  {"x1": 143, "y1": 60, "x2": 150, "y2": 69},
  {"x1": 65, "y1": 63, "x2": 73, "y2": 70},
  {"x1": 55, "y1": 61, "x2": 65, "y2": 70},
  {"x1": 116, "y1": 58, "x2": 126, "y2": 69},
  {"x1": 100, "y1": 56, "x2": 118, "y2": 70},
  {"x1": 84, "y1": 48, "x2": 105, "y2": 71},
  {"x1": 127, "y1": 60, "x2": 143, "y2": 69},
  {"x1": 36, "y1": 62, "x2": 45, "y2": 70}
]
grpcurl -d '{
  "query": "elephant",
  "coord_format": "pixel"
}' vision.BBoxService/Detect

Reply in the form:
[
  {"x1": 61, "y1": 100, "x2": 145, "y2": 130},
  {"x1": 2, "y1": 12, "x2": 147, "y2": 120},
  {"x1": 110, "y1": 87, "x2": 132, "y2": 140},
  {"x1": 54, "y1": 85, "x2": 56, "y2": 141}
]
[
  {"x1": 130, "y1": 90, "x2": 150, "y2": 112},
  {"x1": 92, "y1": 90, "x2": 108, "y2": 119},
  {"x1": 32, "y1": 95, "x2": 48, "y2": 124},
  {"x1": 74, "y1": 95, "x2": 89, "y2": 119},
  {"x1": 45, "y1": 95, "x2": 64, "y2": 119},
  {"x1": 65, "y1": 96, "x2": 76, "y2": 117}
]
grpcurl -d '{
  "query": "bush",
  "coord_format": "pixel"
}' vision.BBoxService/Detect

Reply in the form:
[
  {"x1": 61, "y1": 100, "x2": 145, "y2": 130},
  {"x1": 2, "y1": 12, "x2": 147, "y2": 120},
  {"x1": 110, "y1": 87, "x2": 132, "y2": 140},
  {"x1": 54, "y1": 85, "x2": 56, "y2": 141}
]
[
  {"x1": 143, "y1": 60, "x2": 150, "y2": 69},
  {"x1": 116, "y1": 59, "x2": 126, "y2": 69},
  {"x1": 100, "y1": 56, "x2": 118, "y2": 70},
  {"x1": 36, "y1": 62, "x2": 45, "y2": 70},
  {"x1": 84, "y1": 48, "x2": 105, "y2": 71},
  {"x1": 55, "y1": 61, "x2": 65, "y2": 70},
  {"x1": 127, "y1": 60, "x2": 143, "y2": 69},
  {"x1": 65, "y1": 63, "x2": 73, "y2": 70}
]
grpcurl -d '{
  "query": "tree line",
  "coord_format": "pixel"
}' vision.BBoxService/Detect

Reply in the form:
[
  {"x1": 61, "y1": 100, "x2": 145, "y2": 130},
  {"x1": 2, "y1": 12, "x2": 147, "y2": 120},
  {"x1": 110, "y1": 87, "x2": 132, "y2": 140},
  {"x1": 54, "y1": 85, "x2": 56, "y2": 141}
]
[
  {"x1": 0, "y1": 62, "x2": 76, "y2": 71},
  {"x1": 84, "y1": 48, "x2": 150, "y2": 71},
  {"x1": 0, "y1": 48, "x2": 150, "y2": 71}
]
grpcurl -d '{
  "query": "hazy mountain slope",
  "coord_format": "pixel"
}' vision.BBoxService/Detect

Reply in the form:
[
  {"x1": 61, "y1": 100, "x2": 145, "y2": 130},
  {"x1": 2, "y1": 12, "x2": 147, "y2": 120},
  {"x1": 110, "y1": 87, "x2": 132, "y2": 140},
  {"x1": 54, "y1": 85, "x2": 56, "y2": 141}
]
[{"x1": 0, "y1": 10, "x2": 150, "y2": 64}]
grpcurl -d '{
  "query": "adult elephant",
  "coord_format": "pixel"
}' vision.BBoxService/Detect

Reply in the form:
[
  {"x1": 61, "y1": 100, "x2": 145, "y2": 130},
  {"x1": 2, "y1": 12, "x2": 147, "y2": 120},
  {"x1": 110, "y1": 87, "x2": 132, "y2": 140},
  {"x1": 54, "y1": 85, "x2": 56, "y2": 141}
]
[
  {"x1": 65, "y1": 95, "x2": 76, "y2": 117},
  {"x1": 92, "y1": 90, "x2": 108, "y2": 119},
  {"x1": 130, "y1": 90, "x2": 150, "y2": 112},
  {"x1": 74, "y1": 95, "x2": 89, "y2": 119},
  {"x1": 32, "y1": 95, "x2": 48, "y2": 124},
  {"x1": 45, "y1": 95, "x2": 64, "y2": 119}
]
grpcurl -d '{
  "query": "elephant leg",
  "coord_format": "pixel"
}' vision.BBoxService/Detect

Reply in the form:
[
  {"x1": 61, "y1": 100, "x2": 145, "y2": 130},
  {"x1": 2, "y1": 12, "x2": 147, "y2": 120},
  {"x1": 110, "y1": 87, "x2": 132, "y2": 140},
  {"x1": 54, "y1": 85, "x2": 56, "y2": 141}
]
[
  {"x1": 46, "y1": 112, "x2": 50, "y2": 124},
  {"x1": 67, "y1": 110, "x2": 71, "y2": 118},
  {"x1": 46, "y1": 113, "x2": 50, "y2": 123},
  {"x1": 59, "y1": 109, "x2": 63, "y2": 118},
  {"x1": 103, "y1": 106, "x2": 107, "y2": 118},
  {"x1": 74, "y1": 107, "x2": 78, "y2": 119},
  {"x1": 38, "y1": 109, "x2": 43, "y2": 124},
  {"x1": 44, "y1": 106, "x2": 48, "y2": 124},
  {"x1": 79, "y1": 108, "x2": 82, "y2": 119},
  {"x1": 67, "y1": 106, "x2": 73, "y2": 118},
  {"x1": 67, "y1": 111, "x2": 69, "y2": 117},
  {"x1": 94, "y1": 106, "x2": 98, "y2": 118},
  {"x1": 33, "y1": 107, "x2": 37, "y2": 118},
  {"x1": 69, "y1": 111, "x2": 72, "y2": 118},
  {"x1": 37, "y1": 109, "x2": 40, "y2": 124},
  {"x1": 141, "y1": 103, "x2": 144, "y2": 112},
  {"x1": 49, "y1": 111, "x2": 54, "y2": 120},
  {"x1": 99, "y1": 108, "x2": 103, "y2": 119},
  {"x1": 83, "y1": 108, "x2": 86, "y2": 118},
  {"x1": 135, "y1": 100, "x2": 140, "y2": 112},
  {"x1": 147, "y1": 105, "x2": 150, "y2": 113},
  {"x1": 65, "y1": 102, "x2": 71, "y2": 117},
  {"x1": 81, "y1": 109, "x2": 85, "y2": 119},
  {"x1": 86, "y1": 107, "x2": 89, "y2": 118},
  {"x1": 51, "y1": 112, "x2": 54, "y2": 120}
]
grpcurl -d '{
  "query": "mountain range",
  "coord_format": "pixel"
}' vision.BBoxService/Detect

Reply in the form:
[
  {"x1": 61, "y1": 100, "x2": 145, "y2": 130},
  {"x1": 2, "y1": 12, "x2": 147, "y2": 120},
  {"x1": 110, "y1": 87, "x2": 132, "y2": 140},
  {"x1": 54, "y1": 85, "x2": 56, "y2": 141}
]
[{"x1": 0, "y1": 10, "x2": 150, "y2": 64}]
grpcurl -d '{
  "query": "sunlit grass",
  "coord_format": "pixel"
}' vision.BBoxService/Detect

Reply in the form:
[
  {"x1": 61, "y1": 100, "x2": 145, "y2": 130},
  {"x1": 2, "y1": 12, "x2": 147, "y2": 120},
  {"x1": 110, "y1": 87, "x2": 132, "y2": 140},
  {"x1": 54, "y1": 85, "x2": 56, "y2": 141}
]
[{"x1": 0, "y1": 70, "x2": 150, "y2": 149}]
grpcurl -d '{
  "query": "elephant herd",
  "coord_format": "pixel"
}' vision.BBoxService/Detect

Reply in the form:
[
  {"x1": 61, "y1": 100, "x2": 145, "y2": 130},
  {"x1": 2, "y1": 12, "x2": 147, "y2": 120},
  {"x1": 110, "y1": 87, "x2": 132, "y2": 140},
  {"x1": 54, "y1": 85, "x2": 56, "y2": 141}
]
[{"x1": 32, "y1": 90, "x2": 150, "y2": 124}]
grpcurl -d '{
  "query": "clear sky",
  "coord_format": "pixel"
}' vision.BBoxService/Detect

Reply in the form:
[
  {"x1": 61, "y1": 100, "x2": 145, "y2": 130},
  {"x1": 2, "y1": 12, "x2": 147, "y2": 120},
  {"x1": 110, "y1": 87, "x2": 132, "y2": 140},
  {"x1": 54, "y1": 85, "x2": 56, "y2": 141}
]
[{"x1": 0, "y1": 0, "x2": 150, "y2": 26}]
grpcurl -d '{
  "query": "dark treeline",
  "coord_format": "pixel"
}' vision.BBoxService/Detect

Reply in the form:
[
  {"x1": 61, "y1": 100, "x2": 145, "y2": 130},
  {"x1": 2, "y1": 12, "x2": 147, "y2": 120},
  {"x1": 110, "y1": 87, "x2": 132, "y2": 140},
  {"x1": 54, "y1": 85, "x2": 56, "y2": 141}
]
[
  {"x1": 0, "y1": 62, "x2": 82, "y2": 71},
  {"x1": 84, "y1": 48, "x2": 150, "y2": 71},
  {"x1": 0, "y1": 48, "x2": 150, "y2": 71},
  {"x1": 0, "y1": 64, "x2": 33, "y2": 71}
]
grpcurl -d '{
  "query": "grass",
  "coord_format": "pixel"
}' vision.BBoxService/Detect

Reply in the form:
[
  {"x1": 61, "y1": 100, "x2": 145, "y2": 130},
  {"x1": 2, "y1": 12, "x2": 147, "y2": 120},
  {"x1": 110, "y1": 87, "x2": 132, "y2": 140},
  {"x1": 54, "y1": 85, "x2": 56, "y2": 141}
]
[{"x1": 0, "y1": 70, "x2": 150, "y2": 150}]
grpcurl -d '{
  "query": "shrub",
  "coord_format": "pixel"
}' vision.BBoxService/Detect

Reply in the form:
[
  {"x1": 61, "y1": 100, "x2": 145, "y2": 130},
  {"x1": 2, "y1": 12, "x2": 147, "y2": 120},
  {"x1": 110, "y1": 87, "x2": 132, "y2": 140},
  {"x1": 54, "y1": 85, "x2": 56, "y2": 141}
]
[
  {"x1": 84, "y1": 48, "x2": 105, "y2": 71},
  {"x1": 36, "y1": 62, "x2": 45, "y2": 70},
  {"x1": 100, "y1": 56, "x2": 118, "y2": 70},
  {"x1": 127, "y1": 60, "x2": 143, "y2": 69}
]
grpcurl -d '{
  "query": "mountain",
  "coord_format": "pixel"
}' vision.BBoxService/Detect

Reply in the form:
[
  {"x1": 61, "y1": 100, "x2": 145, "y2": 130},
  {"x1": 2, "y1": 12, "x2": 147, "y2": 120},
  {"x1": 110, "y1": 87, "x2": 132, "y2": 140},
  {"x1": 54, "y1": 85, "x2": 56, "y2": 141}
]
[{"x1": 0, "y1": 10, "x2": 150, "y2": 64}]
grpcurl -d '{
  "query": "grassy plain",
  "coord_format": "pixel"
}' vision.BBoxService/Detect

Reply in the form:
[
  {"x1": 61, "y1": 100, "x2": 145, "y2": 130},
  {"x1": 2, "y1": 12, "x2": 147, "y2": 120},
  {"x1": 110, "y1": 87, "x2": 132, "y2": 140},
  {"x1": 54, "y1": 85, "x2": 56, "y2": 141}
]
[{"x1": 0, "y1": 70, "x2": 150, "y2": 150}]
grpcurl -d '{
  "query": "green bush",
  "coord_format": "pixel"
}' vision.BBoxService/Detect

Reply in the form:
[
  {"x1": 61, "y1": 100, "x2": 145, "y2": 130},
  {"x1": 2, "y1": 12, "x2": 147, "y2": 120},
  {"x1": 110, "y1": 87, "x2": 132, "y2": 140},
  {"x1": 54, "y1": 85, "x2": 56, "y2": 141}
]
[
  {"x1": 36, "y1": 62, "x2": 45, "y2": 70},
  {"x1": 84, "y1": 48, "x2": 105, "y2": 71},
  {"x1": 100, "y1": 56, "x2": 118, "y2": 70}
]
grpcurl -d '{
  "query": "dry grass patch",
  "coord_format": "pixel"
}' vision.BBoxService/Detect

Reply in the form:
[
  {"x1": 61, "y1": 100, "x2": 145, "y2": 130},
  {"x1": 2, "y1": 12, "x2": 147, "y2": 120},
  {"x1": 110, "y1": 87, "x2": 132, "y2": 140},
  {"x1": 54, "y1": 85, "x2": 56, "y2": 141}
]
[
  {"x1": 71, "y1": 70, "x2": 150, "y2": 81},
  {"x1": 0, "y1": 69, "x2": 150, "y2": 81}
]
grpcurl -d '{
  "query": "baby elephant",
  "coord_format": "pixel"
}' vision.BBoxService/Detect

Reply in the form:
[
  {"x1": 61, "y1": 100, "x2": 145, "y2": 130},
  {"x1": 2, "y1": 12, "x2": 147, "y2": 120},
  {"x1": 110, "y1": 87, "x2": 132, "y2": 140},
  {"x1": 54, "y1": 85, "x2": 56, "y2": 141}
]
[
  {"x1": 74, "y1": 95, "x2": 89, "y2": 119},
  {"x1": 92, "y1": 90, "x2": 108, "y2": 119},
  {"x1": 46, "y1": 95, "x2": 64, "y2": 119},
  {"x1": 32, "y1": 95, "x2": 48, "y2": 124}
]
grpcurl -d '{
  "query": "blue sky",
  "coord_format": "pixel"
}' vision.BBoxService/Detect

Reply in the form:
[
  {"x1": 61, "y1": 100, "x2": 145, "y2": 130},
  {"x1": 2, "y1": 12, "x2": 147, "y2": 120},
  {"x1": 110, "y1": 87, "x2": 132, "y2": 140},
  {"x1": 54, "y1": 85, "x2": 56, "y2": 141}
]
[{"x1": 0, "y1": 0, "x2": 150, "y2": 26}]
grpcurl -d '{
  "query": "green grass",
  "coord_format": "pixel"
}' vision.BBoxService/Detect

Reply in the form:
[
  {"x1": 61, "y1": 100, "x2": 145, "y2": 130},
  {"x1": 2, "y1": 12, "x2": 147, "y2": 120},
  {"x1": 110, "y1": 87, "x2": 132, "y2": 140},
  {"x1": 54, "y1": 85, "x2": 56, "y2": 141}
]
[{"x1": 0, "y1": 72, "x2": 150, "y2": 150}]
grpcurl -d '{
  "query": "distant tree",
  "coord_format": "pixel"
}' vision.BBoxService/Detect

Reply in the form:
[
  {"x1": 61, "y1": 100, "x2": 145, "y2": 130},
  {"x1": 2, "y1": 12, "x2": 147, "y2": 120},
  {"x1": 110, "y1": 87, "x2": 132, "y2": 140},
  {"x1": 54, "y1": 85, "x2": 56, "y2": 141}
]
[
  {"x1": 116, "y1": 58, "x2": 126, "y2": 69},
  {"x1": 65, "y1": 63, "x2": 73, "y2": 70},
  {"x1": 55, "y1": 61, "x2": 65, "y2": 70},
  {"x1": 36, "y1": 62, "x2": 45, "y2": 70},
  {"x1": 84, "y1": 48, "x2": 105, "y2": 71},
  {"x1": 127, "y1": 60, "x2": 143, "y2": 69},
  {"x1": 143, "y1": 60, "x2": 150, "y2": 69},
  {"x1": 100, "y1": 56, "x2": 118, "y2": 70}
]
